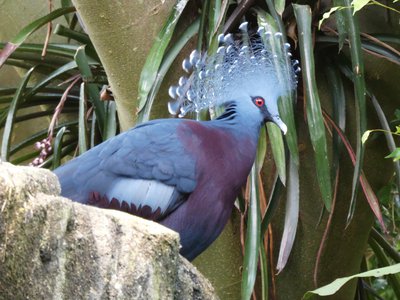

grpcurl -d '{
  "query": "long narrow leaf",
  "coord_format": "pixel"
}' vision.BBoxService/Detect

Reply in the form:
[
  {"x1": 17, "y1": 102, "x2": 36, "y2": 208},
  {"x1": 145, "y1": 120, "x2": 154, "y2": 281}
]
[
  {"x1": 137, "y1": 0, "x2": 189, "y2": 116},
  {"x1": 53, "y1": 24, "x2": 92, "y2": 48},
  {"x1": 137, "y1": 17, "x2": 200, "y2": 122},
  {"x1": 104, "y1": 101, "x2": 117, "y2": 140},
  {"x1": 257, "y1": 126, "x2": 268, "y2": 171},
  {"x1": 369, "y1": 94, "x2": 400, "y2": 195},
  {"x1": 14, "y1": 109, "x2": 77, "y2": 123},
  {"x1": 256, "y1": 10, "x2": 299, "y2": 167},
  {"x1": 74, "y1": 46, "x2": 105, "y2": 134},
  {"x1": 208, "y1": 0, "x2": 228, "y2": 52},
  {"x1": 259, "y1": 242, "x2": 269, "y2": 300},
  {"x1": 333, "y1": 0, "x2": 347, "y2": 50},
  {"x1": 267, "y1": 123, "x2": 286, "y2": 184},
  {"x1": 324, "y1": 59, "x2": 346, "y2": 179},
  {"x1": 9, "y1": 121, "x2": 78, "y2": 156},
  {"x1": 197, "y1": 0, "x2": 210, "y2": 50},
  {"x1": 44, "y1": 141, "x2": 76, "y2": 169},
  {"x1": 274, "y1": 0, "x2": 285, "y2": 16},
  {"x1": 335, "y1": 57, "x2": 400, "y2": 190},
  {"x1": 370, "y1": 228, "x2": 400, "y2": 263},
  {"x1": 294, "y1": 4, "x2": 332, "y2": 211},
  {"x1": 315, "y1": 36, "x2": 400, "y2": 66},
  {"x1": 0, "y1": 43, "x2": 80, "y2": 58},
  {"x1": 338, "y1": 0, "x2": 367, "y2": 225},
  {"x1": 265, "y1": 0, "x2": 285, "y2": 34},
  {"x1": 276, "y1": 158, "x2": 299, "y2": 273},
  {"x1": 52, "y1": 127, "x2": 67, "y2": 169},
  {"x1": 261, "y1": 172, "x2": 284, "y2": 236},
  {"x1": 368, "y1": 239, "x2": 400, "y2": 299},
  {"x1": 209, "y1": 0, "x2": 230, "y2": 49},
  {"x1": 11, "y1": 151, "x2": 40, "y2": 165},
  {"x1": 90, "y1": 113, "x2": 97, "y2": 149},
  {"x1": 1, "y1": 67, "x2": 35, "y2": 161},
  {"x1": 25, "y1": 61, "x2": 78, "y2": 98},
  {"x1": 61, "y1": 0, "x2": 74, "y2": 24},
  {"x1": 241, "y1": 165, "x2": 261, "y2": 300},
  {"x1": 78, "y1": 83, "x2": 88, "y2": 154},
  {"x1": 303, "y1": 264, "x2": 400, "y2": 299},
  {"x1": 0, "y1": 7, "x2": 76, "y2": 68},
  {"x1": 53, "y1": 24, "x2": 99, "y2": 61},
  {"x1": 324, "y1": 111, "x2": 386, "y2": 230}
]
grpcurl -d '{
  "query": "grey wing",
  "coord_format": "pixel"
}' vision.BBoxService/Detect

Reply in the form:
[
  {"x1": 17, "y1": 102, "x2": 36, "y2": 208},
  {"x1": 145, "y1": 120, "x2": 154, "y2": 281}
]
[{"x1": 54, "y1": 119, "x2": 197, "y2": 219}]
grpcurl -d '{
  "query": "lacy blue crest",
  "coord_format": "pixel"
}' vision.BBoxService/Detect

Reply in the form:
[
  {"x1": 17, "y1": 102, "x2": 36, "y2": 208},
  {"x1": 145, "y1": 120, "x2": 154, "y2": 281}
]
[{"x1": 168, "y1": 22, "x2": 300, "y2": 117}]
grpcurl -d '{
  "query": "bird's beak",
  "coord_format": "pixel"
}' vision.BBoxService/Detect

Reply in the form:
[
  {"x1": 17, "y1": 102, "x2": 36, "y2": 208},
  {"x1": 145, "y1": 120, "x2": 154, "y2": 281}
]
[{"x1": 272, "y1": 116, "x2": 287, "y2": 135}]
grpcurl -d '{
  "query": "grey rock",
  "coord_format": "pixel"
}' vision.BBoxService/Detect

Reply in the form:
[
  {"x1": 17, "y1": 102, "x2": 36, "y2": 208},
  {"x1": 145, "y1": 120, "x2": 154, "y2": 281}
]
[{"x1": 0, "y1": 162, "x2": 218, "y2": 300}]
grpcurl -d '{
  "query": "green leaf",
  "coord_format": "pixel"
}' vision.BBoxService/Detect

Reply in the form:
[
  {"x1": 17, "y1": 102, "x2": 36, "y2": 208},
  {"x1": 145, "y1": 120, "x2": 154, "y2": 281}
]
[
  {"x1": 318, "y1": 6, "x2": 341, "y2": 29},
  {"x1": 52, "y1": 127, "x2": 68, "y2": 169},
  {"x1": 261, "y1": 173, "x2": 284, "y2": 236},
  {"x1": 197, "y1": 0, "x2": 211, "y2": 50},
  {"x1": 386, "y1": 148, "x2": 400, "y2": 161},
  {"x1": 0, "y1": 7, "x2": 76, "y2": 68},
  {"x1": 78, "y1": 83, "x2": 88, "y2": 155},
  {"x1": 9, "y1": 121, "x2": 78, "y2": 156},
  {"x1": 361, "y1": 130, "x2": 372, "y2": 144},
  {"x1": 61, "y1": 0, "x2": 74, "y2": 24},
  {"x1": 137, "y1": 0, "x2": 189, "y2": 115},
  {"x1": 259, "y1": 242, "x2": 269, "y2": 300},
  {"x1": 352, "y1": 0, "x2": 371, "y2": 14},
  {"x1": 303, "y1": 264, "x2": 400, "y2": 299},
  {"x1": 53, "y1": 24, "x2": 99, "y2": 61},
  {"x1": 324, "y1": 59, "x2": 346, "y2": 180},
  {"x1": 333, "y1": 1, "x2": 347, "y2": 50},
  {"x1": 324, "y1": 113, "x2": 386, "y2": 231},
  {"x1": 25, "y1": 61, "x2": 78, "y2": 97},
  {"x1": 241, "y1": 165, "x2": 261, "y2": 300},
  {"x1": 267, "y1": 123, "x2": 286, "y2": 184},
  {"x1": 104, "y1": 101, "x2": 118, "y2": 140},
  {"x1": 74, "y1": 46, "x2": 105, "y2": 134},
  {"x1": 257, "y1": 126, "x2": 267, "y2": 171},
  {"x1": 137, "y1": 17, "x2": 200, "y2": 122},
  {"x1": 11, "y1": 151, "x2": 40, "y2": 165},
  {"x1": 370, "y1": 228, "x2": 400, "y2": 263},
  {"x1": 90, "y1": 113, "x2": 97, "y2": 149},
  {"x1": 369, "y1": 238, "x2": 400, "y2": 299},
  {"x1": 294, "y1": 4, "x2": 332, "y2": 211},
  {"x1": 256, "y1": 9, "x2": 299, "y2": 167},
  {"x1": 275, "y1": 0, "x2": 285, "y2": 15},
  {"x1": 45, "y1": 140, "x2": 76, "y2": 169},
  {"x1": 276, "y1": 158, "x2": 299, "y2": 272},
  {"x1": 0, "y1": 43, "x2": 79, "y2": 59},
  {"x1": 207, "y1": 0, "x2": 228, "y2": 52},
  {"x1": 338, "y1": 0, "x2": 367, "y2": 226},
  {"x1": 1, "y1": 67, "x2": 35, "y2": 161},
  {"x1": 396, "y1": 125, "x2": 400, "y2": 134},
  {"x1": 264, "y1": 0, "x2": 286, "y2": 34}
]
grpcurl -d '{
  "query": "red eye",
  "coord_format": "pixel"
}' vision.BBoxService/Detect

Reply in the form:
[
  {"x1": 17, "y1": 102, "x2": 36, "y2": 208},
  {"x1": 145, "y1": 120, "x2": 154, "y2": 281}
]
[{"x1": 254, "y1": 97, "x2": 265, "y2": 107}]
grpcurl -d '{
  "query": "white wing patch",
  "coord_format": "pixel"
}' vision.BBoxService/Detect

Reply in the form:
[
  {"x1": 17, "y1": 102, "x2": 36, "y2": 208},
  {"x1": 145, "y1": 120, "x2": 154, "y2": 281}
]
[{"x1": 106, "y1": 178, "x2": 176, "y2": 213}]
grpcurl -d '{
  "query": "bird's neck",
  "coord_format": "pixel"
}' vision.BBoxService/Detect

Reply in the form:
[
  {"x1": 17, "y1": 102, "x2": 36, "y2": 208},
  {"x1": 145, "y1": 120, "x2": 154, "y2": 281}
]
[{"x1": 215, "y1": 101, "x2": 263, "y2": 142}]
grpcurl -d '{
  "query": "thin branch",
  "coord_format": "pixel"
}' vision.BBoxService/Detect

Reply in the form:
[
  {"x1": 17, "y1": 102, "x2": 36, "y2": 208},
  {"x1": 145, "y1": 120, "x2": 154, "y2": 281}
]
[{"x1": 41, "y1": 0, "x2": 53, "y2": 58}]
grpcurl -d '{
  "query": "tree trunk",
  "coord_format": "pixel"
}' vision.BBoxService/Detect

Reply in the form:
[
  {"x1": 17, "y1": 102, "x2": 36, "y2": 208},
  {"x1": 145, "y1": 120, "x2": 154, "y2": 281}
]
[{"x1": 71, "y1": 0, "x2": 176, "y2": 131}]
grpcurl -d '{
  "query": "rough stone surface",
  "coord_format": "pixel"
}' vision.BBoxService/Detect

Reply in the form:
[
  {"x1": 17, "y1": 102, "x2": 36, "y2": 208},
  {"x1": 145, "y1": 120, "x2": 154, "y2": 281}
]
[{"x1": 0, "y1": 162, "x2": 218, "y2": 299}]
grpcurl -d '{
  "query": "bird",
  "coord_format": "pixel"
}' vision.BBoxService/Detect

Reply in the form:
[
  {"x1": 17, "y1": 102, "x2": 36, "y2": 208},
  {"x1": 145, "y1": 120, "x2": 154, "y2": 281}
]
[{"x1": 54, "y1": 22, "x2": 298, "y2": 261}]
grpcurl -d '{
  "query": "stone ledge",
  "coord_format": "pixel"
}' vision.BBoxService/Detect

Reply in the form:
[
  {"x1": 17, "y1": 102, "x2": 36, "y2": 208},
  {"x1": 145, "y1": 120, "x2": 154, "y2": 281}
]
[{"x1": 0, "y1": 162, "x2": 218, "y2": 299}]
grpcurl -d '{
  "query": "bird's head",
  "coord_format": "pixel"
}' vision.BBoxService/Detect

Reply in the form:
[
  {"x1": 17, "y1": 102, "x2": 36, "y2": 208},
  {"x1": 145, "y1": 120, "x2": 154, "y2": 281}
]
[{"x1": 168, "y1": 22, "x2": 299, "y2": 135}]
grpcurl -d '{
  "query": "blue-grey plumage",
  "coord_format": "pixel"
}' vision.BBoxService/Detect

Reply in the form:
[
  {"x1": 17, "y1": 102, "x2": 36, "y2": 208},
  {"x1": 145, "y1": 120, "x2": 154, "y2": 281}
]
[
  {"x1": 55, "y1": 97, "x2": 282, "y2": 260},
  {"x1": 55, "y1": 23, "x2": 298, "y2": 260}
]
